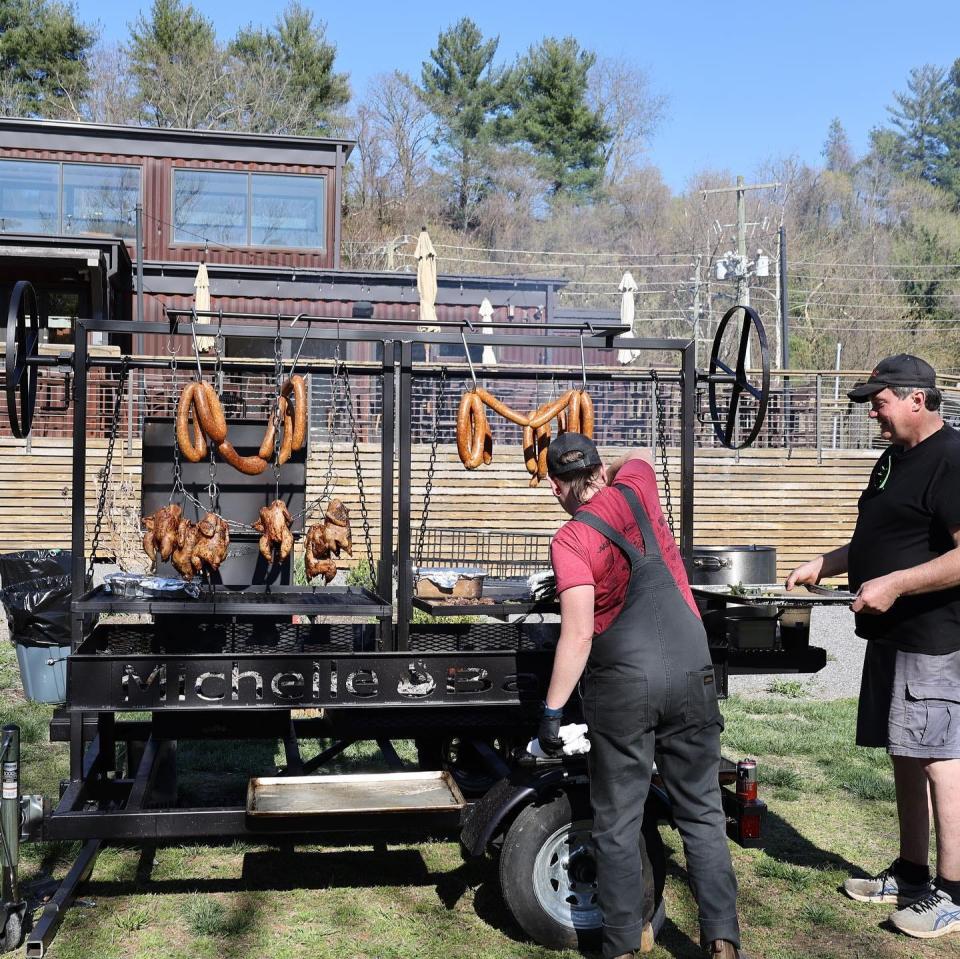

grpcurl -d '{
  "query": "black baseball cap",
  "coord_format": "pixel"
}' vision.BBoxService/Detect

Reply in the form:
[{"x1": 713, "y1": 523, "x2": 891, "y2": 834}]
[
  {"x1": 847, "y1": 353, "x2": 937, "y2": 402},
  {"x1": 547, "y1": 433, "x2": 602, "y2": 478}
]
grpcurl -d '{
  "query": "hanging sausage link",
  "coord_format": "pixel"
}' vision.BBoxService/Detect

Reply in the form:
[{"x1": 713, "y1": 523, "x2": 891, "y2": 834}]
[
  {"x1": 457, "y1": 387, "x2": 593, "y2": 478},
  {"x1": 176, "y1": 375, "x2": 307, "y2": 475}
]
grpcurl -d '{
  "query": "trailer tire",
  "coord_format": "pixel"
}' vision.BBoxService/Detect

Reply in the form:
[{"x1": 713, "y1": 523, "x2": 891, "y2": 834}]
[
  {"x1": 499, "y1": 789, "x2": 664, "y2": 951},
  {"x1": 0, "y1": 911, "x2": 23, "y2": 952}
]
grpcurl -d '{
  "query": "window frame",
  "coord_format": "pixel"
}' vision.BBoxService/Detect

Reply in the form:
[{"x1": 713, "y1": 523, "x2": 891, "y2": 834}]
[
  {"x1": 171, "y1": 166, "x2": 327, "y2": 253},
  {"x1": 0, "y1": 158, "x2": 142, "y2": 238}
]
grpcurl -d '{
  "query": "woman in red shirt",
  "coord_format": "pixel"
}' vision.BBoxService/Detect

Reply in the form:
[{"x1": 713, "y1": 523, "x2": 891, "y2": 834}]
[{"x1": 538, "y1": 433, "x2": 743, "y2": 959}]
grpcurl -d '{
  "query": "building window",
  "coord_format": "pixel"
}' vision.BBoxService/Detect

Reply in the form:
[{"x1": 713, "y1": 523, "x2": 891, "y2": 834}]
[
  {"x1": 173, "y1": 169, "x2": 248, "y2": 246},
  {"x1": 63, "y1": 164, "x2": 139, "y2": 238},
  {"x1": 0, "y1": 159, "x2": 59, "y2": 233},
  {"x1": 251, "y1": 173, "x2": 325, "y2": 248},
  {"x1": 0, "y1": 159, "x2": 140, "y2": 238},
  {"x1": 173, "y1": 168, "x2": 325, "y2": 250}
]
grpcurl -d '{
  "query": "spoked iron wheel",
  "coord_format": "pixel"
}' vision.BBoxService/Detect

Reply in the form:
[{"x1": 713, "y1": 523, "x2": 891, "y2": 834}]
[
  {"x1": 707, "y1": 304, "x2": 770, "y2": 449},
  {"x1": 4, "y1": 280, "x2": 44, "y2": 439}
]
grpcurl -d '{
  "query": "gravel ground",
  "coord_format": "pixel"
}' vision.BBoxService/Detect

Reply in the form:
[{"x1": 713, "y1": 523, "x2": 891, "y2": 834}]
[{"x1": 728, "y1": 605, "x2": 865, "y2": 699}]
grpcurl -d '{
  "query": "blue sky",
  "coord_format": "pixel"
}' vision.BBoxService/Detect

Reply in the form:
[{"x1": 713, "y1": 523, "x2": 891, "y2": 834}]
[{"x1": 75, "y1": 0, "x2": 960, "y2": 192}]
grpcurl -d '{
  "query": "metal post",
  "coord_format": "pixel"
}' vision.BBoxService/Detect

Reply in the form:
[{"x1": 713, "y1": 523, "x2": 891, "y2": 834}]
[
  {"x1": 680, "y1": 342, "x2": 696, "y2": 576},
  {"x1": 135, "y1": 204, "x2": 144, "y2": 327},
  {"x1": 831, "y1": 341, "x2": 842, "y2": 450},
  {"x1": 815, "y1": 373, "x2": 822, "y2": 465},
  {"x1": 1, "y1": 725, "x2": 20, "y2": 905},
  {"x1": 736, "y1": 176, "x2": 748, "y2": 309},
  {"x1": 778, "y1": 225, "x2": 789, "y2": 369},
  {"x1": 378, "y1": 341, "x2": 396, "y2": 647},
  {"x1": 396, "y1": 340, "x2": 414, "y2": 651}
]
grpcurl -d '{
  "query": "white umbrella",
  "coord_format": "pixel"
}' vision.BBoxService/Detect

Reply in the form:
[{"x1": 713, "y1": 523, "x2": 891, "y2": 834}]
[
  {"x1": 480, "y1": 297, "x2": 497, "y2": 366},
  {"x1": 415, "y1": 228, "x2": 439, "y2": 331},
  {"x1": 193, "y1": 260, "x2": 214, "y2": 351},
  {"x1": 617, "y1": 270, "x2": 640, "y2": 364}
]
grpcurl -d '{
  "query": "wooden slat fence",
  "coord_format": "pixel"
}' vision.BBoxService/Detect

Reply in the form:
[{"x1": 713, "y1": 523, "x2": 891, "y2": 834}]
[{"x1": 0, "y1": 439, "x2": 875, "y2": 581}]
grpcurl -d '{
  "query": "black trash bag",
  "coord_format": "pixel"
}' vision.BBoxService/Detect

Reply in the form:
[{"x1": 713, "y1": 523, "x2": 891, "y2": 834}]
[
  {"x1": 0, "y1": 549, "x2": 72, "y2": 588},
  {"x1": 2, "y1": 575, "x2": 72, "y2": 647}
]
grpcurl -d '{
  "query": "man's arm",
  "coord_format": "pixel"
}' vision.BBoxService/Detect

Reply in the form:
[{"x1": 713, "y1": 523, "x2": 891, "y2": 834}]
[
  {"x1": 785, "y1": 544, "x2": 850, "y2": 590},
  {"x1": 605, "y1": 448, "x2": 653, "y2": 486},
  {"x1": 544, "y1": 585, "x2": 595, "y2": 710},
  {"x1": 853, "y1": 527, "x2": 960, "y2": 614}
]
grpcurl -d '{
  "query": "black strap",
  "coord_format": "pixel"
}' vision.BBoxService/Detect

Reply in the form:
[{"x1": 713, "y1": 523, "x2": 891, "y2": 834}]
[
  {"x1": 571, "y1": 482, "x2": 663, "y2": 565},
  {"x1": 572, "y1": 510, "x2": 643, "y2": 562},
  {"x1": 615, "y1": 484, "x2": 663, "y2": 561}
]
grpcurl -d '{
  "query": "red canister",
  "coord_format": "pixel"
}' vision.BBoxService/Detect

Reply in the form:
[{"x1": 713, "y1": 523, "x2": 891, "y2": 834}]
[{"x1": 736, "y1": 759, "x2": 758, "y2": 801}]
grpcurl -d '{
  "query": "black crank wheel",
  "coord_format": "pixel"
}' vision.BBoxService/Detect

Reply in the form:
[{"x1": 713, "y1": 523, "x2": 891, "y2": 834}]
[
  {"x1": 4, "y1": 280, "x2": 43, "y2": 439},
  {"x1": 707, "y1": 304, "x2": 770, "y2": 449}
]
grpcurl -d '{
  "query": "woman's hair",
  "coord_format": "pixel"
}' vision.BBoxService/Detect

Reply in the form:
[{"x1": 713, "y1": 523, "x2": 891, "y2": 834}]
[{"x1": 557, "y1": 450, "x2": 603, "y2": 503}]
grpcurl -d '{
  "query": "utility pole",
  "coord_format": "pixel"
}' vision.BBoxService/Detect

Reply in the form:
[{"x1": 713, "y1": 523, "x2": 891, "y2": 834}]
[
  {"x1": 702, "y1": 176, "x2": 780, "y2": 306},
  {"x1": 691, "y1": 255, "x2": 703, "y2": 365},
  {"x1": 702, "y1": 177, "x2": 780, "y2": 365}
]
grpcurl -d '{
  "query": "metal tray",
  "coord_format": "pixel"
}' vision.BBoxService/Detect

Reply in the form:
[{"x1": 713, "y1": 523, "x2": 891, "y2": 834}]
[
  {"x1": 247, "y1": 770, "x2": 466, "y2": 817},
  {"x1": 691, "y1": 584, "x2": 857, "y2": 607}
]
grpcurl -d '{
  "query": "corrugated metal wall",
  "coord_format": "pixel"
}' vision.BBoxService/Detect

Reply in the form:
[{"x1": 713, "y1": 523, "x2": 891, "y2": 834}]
[{"x1": 0, "y1": 147, "x2": 337, "y2": 268}]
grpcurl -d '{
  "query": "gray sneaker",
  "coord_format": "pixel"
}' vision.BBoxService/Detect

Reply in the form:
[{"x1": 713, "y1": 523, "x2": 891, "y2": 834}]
[
  {"x1": 843, "y1": 863, "x2": 930, "y2": 905},
  {"x1": 890, "y1": 887, "x2": 960, "y2": 938}
]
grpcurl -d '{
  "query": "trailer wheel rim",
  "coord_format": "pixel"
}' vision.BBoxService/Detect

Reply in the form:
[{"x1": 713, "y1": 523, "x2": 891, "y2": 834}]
[{"x1": 532, "y1": 818, "x2": 601, "y2": 929}]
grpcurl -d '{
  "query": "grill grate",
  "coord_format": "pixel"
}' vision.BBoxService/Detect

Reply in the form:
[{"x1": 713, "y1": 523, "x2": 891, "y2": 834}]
[{"x1": 81, "y1": 622, "x2": 558, "y2": 656}]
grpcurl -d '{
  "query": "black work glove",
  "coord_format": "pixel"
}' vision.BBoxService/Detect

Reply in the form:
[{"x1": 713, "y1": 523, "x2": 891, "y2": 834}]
[{"x1": 537, "y1": 706, "x2": 565, "y2": 758}]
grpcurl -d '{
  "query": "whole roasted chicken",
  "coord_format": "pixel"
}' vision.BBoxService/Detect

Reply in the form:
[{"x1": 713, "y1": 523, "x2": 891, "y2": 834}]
[
  {"x1": 141, "y1": 504, "x2": 184, "y2": 567},
  {"x1": 253, "y1": 499, "x2": 294, "y2": 564},
  {"x1": 305, "y1": 499, "x2": 353, "y2": 584},
  {"x1": 170, "y1": 513, "x2": 230, "y2": 580}
]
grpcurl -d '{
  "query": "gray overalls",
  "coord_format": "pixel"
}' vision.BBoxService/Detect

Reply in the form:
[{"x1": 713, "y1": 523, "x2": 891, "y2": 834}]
[{"x1": 575, "y1": 484, "x2": 740, "y2": 957}]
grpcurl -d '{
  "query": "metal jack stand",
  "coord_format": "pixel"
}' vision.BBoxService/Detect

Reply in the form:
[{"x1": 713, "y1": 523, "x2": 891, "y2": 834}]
[{"x1": 0, "y1": 726, "x2": 27, "y2": 953}]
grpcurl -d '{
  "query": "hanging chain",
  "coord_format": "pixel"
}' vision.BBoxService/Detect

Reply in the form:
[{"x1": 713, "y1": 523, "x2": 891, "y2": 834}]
[
  {"x1": 205, "y1": 326, "x2": 224, "y2": 511},
  {"x1": 651, "y1": 370, "x2": 676, "y2": 539},
  {"x1": 340, "y1": 353, "x2": 374, "y2": 571},
  {"x1": 271, "y1": 317, "x2": 284, "y2": 501},
  {"x1": 88, "y1": 358, "x2": 130, "y2": 582},
  {"x1": 213, "y1": 310, "x2": 225, "y2": 394},
  {"x1": 168, "y1": 338, "x2": 184, "y2": 503},
  {"x1": 415, "y1": 367, "x2": 446, "y2": 568}
]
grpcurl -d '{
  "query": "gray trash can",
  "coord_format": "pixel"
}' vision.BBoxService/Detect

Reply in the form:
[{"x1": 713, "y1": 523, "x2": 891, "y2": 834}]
[{"x1": 1, "y1": 550, "x2": 73, "y2": 704}]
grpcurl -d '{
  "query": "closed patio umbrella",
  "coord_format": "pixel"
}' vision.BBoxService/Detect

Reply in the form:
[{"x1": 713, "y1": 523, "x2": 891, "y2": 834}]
[
  {"x1": 415, "y1": 228, "x2": 439, "y2": 361},
  {"x1": 416, "y1": 228, "x2": 439, "y2": 329},
  {"x1": 193, "y1": 260, "x2": 214, "y2": 352},
  {"x1": 480, "y1": 298, "x2": 497, "y2": 366},
  {"x1": 617, "y1": 270, "x2": 640, "y2": 364}
]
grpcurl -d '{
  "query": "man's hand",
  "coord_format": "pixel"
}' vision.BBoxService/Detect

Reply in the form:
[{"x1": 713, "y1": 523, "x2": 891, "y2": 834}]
[
  {"x1": 786, "y1": 557, "x2": 824, "y2": 590},
  {"x1": 537, "y1": 708, "x2": 565, "y2": 758},
  {"x1": 851, "y1": 573, "x2": 901, "y2": 614}
]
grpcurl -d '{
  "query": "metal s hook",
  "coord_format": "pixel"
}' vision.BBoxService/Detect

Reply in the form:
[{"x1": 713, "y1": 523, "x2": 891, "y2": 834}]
[
  {"x1": 289, "y1": 313, "x2": 311, "y2": 378},
  {"x1": 189, "y1": 309, "x2": 203, "y2": 379},
  {"x1": 460, "y1": 327, "x2": 478, "y2": 390}
]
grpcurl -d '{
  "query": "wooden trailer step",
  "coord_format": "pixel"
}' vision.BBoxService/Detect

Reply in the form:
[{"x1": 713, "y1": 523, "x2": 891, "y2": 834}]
[{"x1": 247, "y1": 771, "x2": 466, "y2": 817}]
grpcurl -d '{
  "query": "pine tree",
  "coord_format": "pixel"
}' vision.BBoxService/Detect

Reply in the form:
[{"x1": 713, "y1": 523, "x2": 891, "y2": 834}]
[
  {"x1": 0, "y1": 0, "x2": 94, "y2": 118},
  {"x1": 507, "y1": 37, "x2": 610, "y2": 198},
  {"x1": 127, "y1": 0, "x2": 221, "y2": 128},
  {"x1": 231, "y1": 3, "x2": 350, "y2": 135},
  {"x1": 417, "y1": 18, "x2": 505, "y2": 229},
  {"x1": 822, "y1": 117, "x2": 854, "y2": 174}
]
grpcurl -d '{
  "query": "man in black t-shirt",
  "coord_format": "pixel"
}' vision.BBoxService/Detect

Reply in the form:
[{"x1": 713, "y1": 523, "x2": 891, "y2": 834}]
[{"x1": 787, "y1": 354, "x2": 960, "y2": 941}]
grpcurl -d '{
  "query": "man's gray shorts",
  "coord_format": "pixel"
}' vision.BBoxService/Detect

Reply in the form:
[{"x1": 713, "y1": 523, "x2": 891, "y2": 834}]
[{"x1": 857, "y1": 641, "x2": 960, "y2": 758}]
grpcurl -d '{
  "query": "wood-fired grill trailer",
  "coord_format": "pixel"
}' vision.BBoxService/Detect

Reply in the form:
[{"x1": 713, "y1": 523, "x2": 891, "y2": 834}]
[{"x1": 0, "y1": 285, "x2": 828, "y2": 956}]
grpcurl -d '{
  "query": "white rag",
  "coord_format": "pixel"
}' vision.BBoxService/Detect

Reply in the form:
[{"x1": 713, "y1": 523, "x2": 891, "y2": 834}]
[{"x1": 526, "y1": 722, "x2": 591, "y2": 757}]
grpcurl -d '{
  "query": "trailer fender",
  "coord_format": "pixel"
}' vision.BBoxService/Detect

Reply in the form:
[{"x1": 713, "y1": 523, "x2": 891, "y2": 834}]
[{"x1": 460, "y1": 765, "x2": 580, "y2": 858}]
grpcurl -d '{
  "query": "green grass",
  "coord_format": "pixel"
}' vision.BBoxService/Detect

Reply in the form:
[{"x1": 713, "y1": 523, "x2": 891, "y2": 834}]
[{"x1": 2, "y1": 639, "x2": 955, "y2": 959}]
